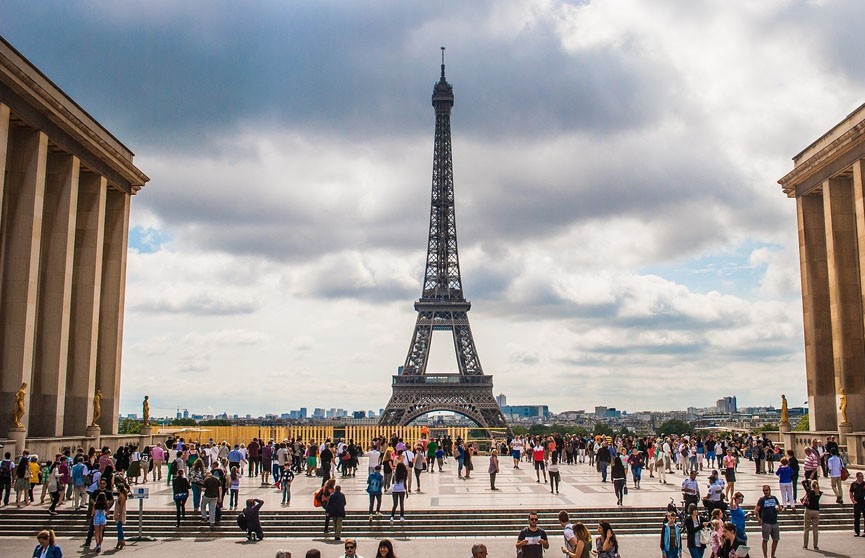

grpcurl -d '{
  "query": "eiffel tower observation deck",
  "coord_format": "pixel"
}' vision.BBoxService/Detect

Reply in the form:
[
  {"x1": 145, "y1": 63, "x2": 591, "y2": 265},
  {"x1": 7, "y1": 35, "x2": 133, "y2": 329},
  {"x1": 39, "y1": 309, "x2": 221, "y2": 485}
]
[{"x1": 380, "y1": 50, "x2": 509, "y2": 432}]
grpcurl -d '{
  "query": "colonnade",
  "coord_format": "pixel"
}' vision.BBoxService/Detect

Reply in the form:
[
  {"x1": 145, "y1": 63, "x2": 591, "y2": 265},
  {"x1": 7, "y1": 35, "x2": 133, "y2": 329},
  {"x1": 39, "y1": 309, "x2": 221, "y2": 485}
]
[
  {"x1": 0, "y1": 37, "x2": 147, "y2": 440},
  {"x1": 781, "y1": 102, "x2": 865, "y2": 433}
]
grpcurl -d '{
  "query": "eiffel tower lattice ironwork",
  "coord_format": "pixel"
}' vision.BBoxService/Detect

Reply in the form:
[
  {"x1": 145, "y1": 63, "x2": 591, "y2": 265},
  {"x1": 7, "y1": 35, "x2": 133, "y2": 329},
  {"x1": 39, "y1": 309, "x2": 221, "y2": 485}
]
[{"x1": 380, "y1": 50, "x2": 509, "y2": 431}]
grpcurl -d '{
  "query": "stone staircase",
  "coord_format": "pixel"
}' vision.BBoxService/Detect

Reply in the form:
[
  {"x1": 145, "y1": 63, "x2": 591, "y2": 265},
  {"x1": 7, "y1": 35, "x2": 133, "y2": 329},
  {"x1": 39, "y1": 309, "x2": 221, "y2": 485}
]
[{"x1": 0, "y1": 505, "x2": 855, "y2": 539}]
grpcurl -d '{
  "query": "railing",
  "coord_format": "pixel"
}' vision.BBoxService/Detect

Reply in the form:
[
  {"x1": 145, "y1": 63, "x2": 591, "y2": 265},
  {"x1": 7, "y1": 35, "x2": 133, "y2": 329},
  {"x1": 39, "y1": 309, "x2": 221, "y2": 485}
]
[{"x1": 393, "y1": 374, "x2": 493, "y2": 386}]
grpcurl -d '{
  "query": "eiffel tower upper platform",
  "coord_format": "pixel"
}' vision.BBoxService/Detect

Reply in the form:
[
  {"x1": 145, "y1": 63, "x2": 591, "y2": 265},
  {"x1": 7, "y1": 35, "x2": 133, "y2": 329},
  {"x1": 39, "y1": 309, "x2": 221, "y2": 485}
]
[{"x1": 379, "y1": 50, "x2": 509, "y2": 432}]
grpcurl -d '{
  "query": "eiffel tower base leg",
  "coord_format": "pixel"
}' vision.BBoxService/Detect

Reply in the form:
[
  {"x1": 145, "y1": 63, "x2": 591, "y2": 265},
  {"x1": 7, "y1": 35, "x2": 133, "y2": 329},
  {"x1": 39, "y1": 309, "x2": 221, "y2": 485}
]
[{"x1": 380, "y1": 378, "x2": 510, "y2": 437}]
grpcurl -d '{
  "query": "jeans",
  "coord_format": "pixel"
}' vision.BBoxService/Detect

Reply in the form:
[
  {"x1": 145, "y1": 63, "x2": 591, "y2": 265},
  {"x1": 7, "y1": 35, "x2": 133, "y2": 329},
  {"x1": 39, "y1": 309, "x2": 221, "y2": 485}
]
[
  {"x1": 368, "y1": 493, "x2": 382, "y2": 514},
  {"x1": 490, "y1": 472, "x2": 497, "y2": 490},
  {"x1": 631, "y1": 466, "x2": 642, "y2": 484},
  {"x1": 664, "y1": 549, "x2": 680, "y2": 558},
  {"x1": 116, "y1": 521, "x2": 125, "y2": 542},
  {"x1": 174, "y1": 496, "x2": 187, "y2": 525},
  {"x1": 0, "y1": 479, "x2": 10, "y2": 505},
  {"x1": 282, "y1": 482, "x2": 291, "y2": 504},
  {"x1": 229, "y1": 488, "x2": 238, "y2": 508},
  {"x1": 599, "y1": 462, "x2": 609, "y2": 482},
  {"x1": 613, "y1": 479, "x2": 625, "y2": 502},
  {"x1": 191, "y1": 484, "x2": 202, "y2": 510},
  {"x1": 687, "y1": 545, "x2": 704, "y2": 558},
  {"x1": 391, "y1": 491, "x2": 405, "y2": 518},
  {"x1": 201, "y1": 496, "x2": 218, "y2": 525},
  {"x1": 549, "y1": 472, "x2": 559, "y2": 492}
]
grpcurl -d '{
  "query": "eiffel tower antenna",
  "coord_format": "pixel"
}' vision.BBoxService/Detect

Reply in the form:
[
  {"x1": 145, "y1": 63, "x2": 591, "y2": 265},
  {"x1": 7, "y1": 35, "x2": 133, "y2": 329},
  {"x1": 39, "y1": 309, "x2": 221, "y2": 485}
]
[{"x1": 379, "y1": 52, "x2": 509, "y2": 433}]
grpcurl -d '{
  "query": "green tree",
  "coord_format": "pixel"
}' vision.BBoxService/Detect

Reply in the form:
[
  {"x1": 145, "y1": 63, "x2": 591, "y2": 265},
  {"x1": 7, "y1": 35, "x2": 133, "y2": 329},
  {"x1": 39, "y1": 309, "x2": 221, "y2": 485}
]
[
  {"x1": 593, "y1": 423, "x2": 615, "y2": 437},
  {"x1": 171, "y1": 418, "x2": 197, "y2": 426},
  {"x1": 511, "y1": 426, "x2": 528, "y2": 436},
  {"x1": 200, "y1": 419, "x2": 231, "y2": 426},
  {"x1": 756, "y1": 423, "x2": 778, "y2": 433},
  {"x1": 795, "y1": 414, "x2": 810, "y2": 431},
  {"x1": 656, "y1": 419, "x2": 692, "y2": 436},
  {"x1": 118, "y1": 418, "x2": 142, "y2": 435}
]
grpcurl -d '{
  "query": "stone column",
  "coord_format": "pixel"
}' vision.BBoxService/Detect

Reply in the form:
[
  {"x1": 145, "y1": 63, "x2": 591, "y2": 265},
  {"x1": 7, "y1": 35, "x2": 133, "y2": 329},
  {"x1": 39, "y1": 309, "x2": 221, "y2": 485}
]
[
  {"x1": 96, "y1": 189, "x2": 130, "y2": 434},
  {"x1": 823, "y1": 176, "x2": 865, "y2": 431},
  {"x1": 0, "y1": 103, "x2": 9, "y2": 234},
  {"x1": 797, "y1": 193, "x2": 837, "y2": 431},
  {"x1": 30, "y1": 153, "x2": 79, "y2": 437},
  {"x1": 0, "y1": 128, "x2": 47, "y2": 437},
  {"x1": 64, "y1": 173, "x2": 106, "y2": 435}
]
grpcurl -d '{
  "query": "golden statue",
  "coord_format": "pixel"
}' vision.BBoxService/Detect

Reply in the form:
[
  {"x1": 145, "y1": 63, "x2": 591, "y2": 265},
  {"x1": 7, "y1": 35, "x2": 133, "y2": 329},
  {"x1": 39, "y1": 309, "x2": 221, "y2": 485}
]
[
  {"x1": 780, "y1": 394, "x2": 789, "y2": 424},
  {"x1": 142, "y1": 395, "x2": 150, "y2": 426},
  {"x1": 11, "y1": 382, "x2": 27, "y2": 428},
  {"x1": 91, "y1": 389, "x2": 102, "y2": 427},
  {"x1": 840, "y1": 388, "x2": 849, "y2": 424}
]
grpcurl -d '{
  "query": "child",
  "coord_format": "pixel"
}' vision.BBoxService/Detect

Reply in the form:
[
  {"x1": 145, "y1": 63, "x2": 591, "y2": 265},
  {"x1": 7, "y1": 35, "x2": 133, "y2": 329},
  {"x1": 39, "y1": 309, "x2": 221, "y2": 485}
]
[
  {"x1": 229, "y1": 467, "x2": 240, "y2": 510},
  {"x1": 280, "y1": 463, "x2": 294, "y2": 506},
  {"x1": 435, "y1": 447, "x2": 444, "y2": 472}
]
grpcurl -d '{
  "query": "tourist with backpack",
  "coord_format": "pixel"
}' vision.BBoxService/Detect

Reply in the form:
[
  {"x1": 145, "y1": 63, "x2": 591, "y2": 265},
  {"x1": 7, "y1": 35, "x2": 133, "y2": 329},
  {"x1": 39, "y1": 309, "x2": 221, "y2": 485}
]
[
  {"x1": 366, "y1": 464, "x2": 383, "y2": 519},
  {"x1": 0, "y1": 451, "x2": 12, "y2": 505}
]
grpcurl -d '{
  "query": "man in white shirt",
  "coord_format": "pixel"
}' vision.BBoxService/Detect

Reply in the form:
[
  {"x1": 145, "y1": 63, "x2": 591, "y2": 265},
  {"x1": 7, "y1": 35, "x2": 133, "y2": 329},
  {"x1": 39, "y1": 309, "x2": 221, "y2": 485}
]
[
  {"x1": 366, "y1": 447, "x2": 381, "y2": 474},
  {"x1": 827, "y1": 449, "x2": 844, "y2": 503}
]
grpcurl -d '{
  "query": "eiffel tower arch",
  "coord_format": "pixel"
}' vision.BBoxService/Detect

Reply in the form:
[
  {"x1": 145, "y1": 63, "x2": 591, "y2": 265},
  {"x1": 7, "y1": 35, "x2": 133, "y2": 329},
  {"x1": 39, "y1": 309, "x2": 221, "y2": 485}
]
[{"x1": 380, "y1": 50, "x2": 509, "y2": 434}]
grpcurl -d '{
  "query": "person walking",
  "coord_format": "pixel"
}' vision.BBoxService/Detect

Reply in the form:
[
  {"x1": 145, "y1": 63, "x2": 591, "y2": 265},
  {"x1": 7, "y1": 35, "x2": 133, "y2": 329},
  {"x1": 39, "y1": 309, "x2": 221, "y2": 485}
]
[
  {"x1": 113, "y1": 475, "x2": 128, "y2": 549},
  {"x1": 280, "y1": 463, "x2": 294, "y2": 506},
  {"x1": 787, "y1": 450, "x2": 800, "y2": 501},
  {"x1": 488, "y1": 449, "x2": 500, "y2": 491},
  {"x1": 802, "y1": 479, "x2": 822, "y2": 550},
  {"x1": 243, "y1": 498, "x2": 265, "y2": 541},
  {"x1": 849, "y1": 471, "x2": 865, "y2": 537},
  {"x1": 754, "y1": 485, "x2": 780, "y2": 558},
  {"x1": 611, "y1": 455, "x2": 627, "y2": 506},
  {"x1": 366, "y1": 465, "x2": 384, "y2": 519},
  {"x1": 516, "y1": 511, "x2": 549, "y2": 557},
  {"x1": 548, "y1": 452, "x2": 561, "y2": 494},
  {"x1": 325, "y1": 485, "x2": 347, "y2": 541},
  {"x1": 723, "y1": 450, "x2": 737, "y2": 501},
  {"x1": 0, "y1": 452, "x2": 12, "y2": 506},
  {"x1": 827, "y1": 449, "x2": 844, "y2": 504},
  {"x1": 802, "y1": 447, "x2": 820, "y2": 482},
  {"x1": 319, "y1": 478, "x2": 336, "y2": 534},
  {"x1": 32, "y1": 529, "x2": 62, "y2": 558},
  {"x1": 172, "y1": 469, "x2": 190, "y2": 528},
  {"x1": 660, "y1": 512, "x2": 682, "y2": 558},
  {"x1": 628, "y1": 448, "x2": 643, "y2": 489},
  {"x1": 719, "y1": 522, "x2": 748, "y2": 558},
  {"x1": 389, "y1": 463, "x2": 408, "y2": 523},
  {"x1": 200, "y1": 470, "x2": 222, "y2": 529},
  {"x1": 412, "y1": 444, "x2": 425, "y2": 492}
]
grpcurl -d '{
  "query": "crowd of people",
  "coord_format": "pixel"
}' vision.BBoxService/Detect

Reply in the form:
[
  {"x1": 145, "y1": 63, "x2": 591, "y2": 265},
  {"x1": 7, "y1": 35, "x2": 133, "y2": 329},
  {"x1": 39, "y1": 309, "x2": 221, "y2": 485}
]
[{"x1": 2, "y1": 429, "x2": 865, "y2": 557}]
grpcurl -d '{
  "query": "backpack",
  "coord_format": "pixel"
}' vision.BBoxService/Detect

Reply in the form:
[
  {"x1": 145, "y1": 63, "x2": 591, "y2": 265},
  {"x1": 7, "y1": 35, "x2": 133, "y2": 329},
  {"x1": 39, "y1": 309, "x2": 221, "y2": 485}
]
[
  {"x1": 236, "y1": 511, "x2": 247, "y2": 531},
  {"x1": 0, "y1": 460, "x2": 11, "y2": 479},
  {"x1": 366, "y1": 475, "x2": 382, "y2": 494},
  {"x1": 313, "y1": 489, "x2": 324, "y2": 508}
]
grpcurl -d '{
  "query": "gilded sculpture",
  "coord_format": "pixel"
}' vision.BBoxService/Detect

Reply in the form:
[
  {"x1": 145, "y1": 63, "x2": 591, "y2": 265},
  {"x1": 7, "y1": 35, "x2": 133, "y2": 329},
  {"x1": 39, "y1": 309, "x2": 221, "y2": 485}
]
[
  {"x1": 91, "y1": 389, "x2": 102, "y2": 427},
  {"x1": 11, "y1": 382, "x2": 27, "y2": 428},
  {"x1": 840, "y1": 388, "x2": 849, "y2": 424},
  {"x1": 143, "y1": 395, "x2": 150, "y2": 426},
  {"x1": 780, "y1": 394, "x2": 789, "y2": 424}
]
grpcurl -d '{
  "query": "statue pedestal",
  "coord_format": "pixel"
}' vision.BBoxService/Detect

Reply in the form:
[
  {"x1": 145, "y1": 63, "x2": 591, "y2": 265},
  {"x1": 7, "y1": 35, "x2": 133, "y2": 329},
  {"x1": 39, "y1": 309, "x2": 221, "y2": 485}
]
[
  {"x1": 8, "y1": 427, "x2": 26, "y2": 456},
  {"x1": 85, "y1": 425, "x2": 101, "y2": 446},
  {"x1": 838, "y1": 422, "x2": 852, "y2": 446},
  {"x1": 778, "y1": 422, "x2": 794, "y2": 455},
  {"x1": 140, "y1": 426, "x2": 153, "y2": 436}
]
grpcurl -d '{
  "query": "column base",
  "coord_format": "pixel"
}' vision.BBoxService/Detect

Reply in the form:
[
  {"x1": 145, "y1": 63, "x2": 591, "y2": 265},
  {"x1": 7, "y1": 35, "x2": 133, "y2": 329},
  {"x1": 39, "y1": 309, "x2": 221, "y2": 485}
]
[
  {"x1": 140, "y1": 426, "x2": 153, "y2": 436},
  {"x1": 85, "y1": 425, "x2": 101, "y2": 446},
  {"x1": 779, "y1": 422, "x2": 791, "y2": 432},
  {"x1": 8, "y1": 427, "x2": 26, "y2": 456}
]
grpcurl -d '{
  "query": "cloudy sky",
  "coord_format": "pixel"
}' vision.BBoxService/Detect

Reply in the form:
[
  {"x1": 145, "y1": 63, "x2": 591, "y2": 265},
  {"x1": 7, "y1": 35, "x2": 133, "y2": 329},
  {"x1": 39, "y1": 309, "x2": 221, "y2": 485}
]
[{"x1": 3, "y1": 1, "x2": 864, "y2": 419}]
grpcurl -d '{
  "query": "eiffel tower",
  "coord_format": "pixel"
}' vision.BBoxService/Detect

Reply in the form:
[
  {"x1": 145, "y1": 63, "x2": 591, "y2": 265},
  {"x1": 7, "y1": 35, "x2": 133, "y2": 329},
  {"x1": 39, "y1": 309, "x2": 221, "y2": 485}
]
[{"x1": 380, "y1": 50, "x2": 509, "y2": 432}]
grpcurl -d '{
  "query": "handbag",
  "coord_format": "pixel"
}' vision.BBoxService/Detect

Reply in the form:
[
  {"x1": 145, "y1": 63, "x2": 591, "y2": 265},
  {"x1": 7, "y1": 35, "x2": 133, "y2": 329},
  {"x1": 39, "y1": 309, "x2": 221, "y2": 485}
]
[
  {"x1": 623, "y1": 485, "x2": 628, "y2": 495},
  {"x1": 699, "y1": 526, "x2": 712, "y2": 546},
  {"x1": 841, "y1": 467, "x2": 850, "y2": 481}
]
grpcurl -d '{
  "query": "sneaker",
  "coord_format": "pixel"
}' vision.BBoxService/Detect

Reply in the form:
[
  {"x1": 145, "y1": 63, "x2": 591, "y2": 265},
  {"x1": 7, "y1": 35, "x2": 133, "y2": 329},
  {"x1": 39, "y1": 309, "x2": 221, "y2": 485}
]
[
  {"x1": 400, "y1": 516, "x2": 405, "y2": 522},
  {"x1": 389, "y1": 517, "x2": 394, "y2": 524},
  {"x1": 369, "y1": 514, "x2": 374, "y2": 521}
]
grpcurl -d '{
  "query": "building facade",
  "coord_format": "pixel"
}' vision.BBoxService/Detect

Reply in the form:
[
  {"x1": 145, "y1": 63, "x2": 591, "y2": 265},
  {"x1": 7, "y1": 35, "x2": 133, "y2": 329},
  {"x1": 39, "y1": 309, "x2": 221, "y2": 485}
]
[
  {"x1": 779, "y1": 102, "x2": 865, "y2": 434},
  {"x1": 0, "y1": 36, "x2": 147, "y2": 440}
]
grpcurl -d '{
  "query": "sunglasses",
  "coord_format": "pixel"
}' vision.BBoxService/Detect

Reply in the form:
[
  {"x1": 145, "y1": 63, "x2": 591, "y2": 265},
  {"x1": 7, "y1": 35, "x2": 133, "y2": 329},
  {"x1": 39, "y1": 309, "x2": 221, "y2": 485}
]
[{"x1": 345, "y1": 545, "x2": 356, "y2": 550}]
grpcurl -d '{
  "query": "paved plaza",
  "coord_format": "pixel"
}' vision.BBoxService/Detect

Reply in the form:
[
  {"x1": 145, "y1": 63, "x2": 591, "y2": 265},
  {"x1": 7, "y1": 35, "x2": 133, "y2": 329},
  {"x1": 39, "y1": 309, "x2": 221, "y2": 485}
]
[
  {"x1": 4, "y1": 531, "x2": 865, "y2": 558},
  {"x1": 76, "y1": 456, "x2": 859, "y2": 513}
]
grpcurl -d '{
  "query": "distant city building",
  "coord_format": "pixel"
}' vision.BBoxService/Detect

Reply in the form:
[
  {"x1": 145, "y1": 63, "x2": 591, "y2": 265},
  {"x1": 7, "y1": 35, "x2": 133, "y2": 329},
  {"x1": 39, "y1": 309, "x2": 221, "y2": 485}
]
[
  {"x1": 313, "y1": 408, "x2": 325, "y2": 419},
  {"x1": 353, "y1": 410, "x2": 366, "y2": 419},
  {"x1": 501, "y1": 405, "x2": 549, "y2": 419},
  {"x1": 496, "y1": 393, "x2": 507, "y2": 407},
  {"x1": 299, "y1": 407, "x2": 308, "y2": 419},
  {"x1": 716, "y1": 396, "x2": 738, "y2": 413}
]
